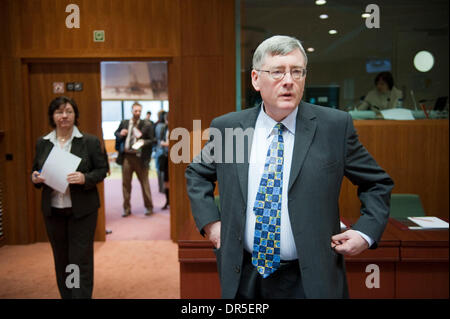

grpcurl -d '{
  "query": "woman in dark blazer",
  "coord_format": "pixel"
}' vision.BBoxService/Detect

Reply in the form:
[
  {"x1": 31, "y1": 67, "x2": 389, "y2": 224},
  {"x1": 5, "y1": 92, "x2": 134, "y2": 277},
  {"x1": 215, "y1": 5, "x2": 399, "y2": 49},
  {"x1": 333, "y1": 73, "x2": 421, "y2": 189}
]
[{"x1": 31, "y1": 96, "x2": 108, "y2": 299}]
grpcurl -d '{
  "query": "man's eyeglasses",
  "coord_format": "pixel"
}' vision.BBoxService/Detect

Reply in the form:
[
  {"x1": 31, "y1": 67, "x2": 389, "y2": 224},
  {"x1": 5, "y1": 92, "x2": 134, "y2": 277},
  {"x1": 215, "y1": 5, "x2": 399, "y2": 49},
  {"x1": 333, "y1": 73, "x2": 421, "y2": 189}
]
[{"x1": 257, "y1": 68, "x2": 307, "y2": 81}]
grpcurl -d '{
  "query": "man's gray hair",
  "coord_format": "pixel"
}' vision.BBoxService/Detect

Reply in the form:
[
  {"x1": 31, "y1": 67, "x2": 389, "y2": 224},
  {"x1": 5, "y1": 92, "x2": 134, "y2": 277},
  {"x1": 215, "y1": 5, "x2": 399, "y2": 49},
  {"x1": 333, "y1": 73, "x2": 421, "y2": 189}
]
[{"x1": 252, "y1": 35, "x2": 308, "y2": 70}]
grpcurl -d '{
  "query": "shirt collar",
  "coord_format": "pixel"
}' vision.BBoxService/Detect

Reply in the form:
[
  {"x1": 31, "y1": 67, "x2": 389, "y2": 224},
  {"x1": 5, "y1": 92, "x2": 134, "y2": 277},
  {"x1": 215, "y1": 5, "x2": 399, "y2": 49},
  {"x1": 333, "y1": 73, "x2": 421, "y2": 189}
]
[
  {"x1": 259, "y1": 102, "x2": 297, "y2": 138},
  {"x1": 131, "y1": 118, "x2": 140, "y2": 126},
  {"x1": 43, "y1": 126, "x2": 83, "y2": 141}
]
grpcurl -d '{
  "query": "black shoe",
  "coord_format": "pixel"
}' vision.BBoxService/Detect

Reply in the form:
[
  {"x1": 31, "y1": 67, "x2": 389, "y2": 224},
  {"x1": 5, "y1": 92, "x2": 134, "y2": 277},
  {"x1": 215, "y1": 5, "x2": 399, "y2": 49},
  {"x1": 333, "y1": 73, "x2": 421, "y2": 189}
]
[
  {"x1": 163, "y1": 189, "x2": 169, "y2": 210},
  {"x1": 122, "y1": 211, "x2": 131, "y2": 217},
  {"x1": 145, "y1": 208, "x2": 153, "y2": 216}
]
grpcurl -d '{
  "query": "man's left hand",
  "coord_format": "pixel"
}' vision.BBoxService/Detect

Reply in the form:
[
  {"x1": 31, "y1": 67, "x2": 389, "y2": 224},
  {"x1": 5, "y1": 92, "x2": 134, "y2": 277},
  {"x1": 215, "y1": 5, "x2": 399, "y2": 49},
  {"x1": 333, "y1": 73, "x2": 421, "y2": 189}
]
[{"x1": 331, "y1": 230, "x2": 369, "y2": 256}]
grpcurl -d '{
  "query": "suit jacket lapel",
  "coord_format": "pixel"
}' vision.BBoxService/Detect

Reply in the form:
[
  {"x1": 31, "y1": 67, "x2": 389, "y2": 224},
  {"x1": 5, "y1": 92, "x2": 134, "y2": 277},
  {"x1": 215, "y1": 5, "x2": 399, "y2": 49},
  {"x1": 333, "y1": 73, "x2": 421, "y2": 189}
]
[
  {"x1": 122, "y1": 119, "x2": 130, "y2": 132},
  {"x1": 236, "y1": 106, "x2": 261, "y2": 205},
  {"x1": 41, "y1": 140, "x2": 54, "y2": 165},
  {"x1": 288, "y1": 101, "x2": 317, "y2": 193},
  {"x1": 70, "y1": 135, "x2": 84, "y2": 158},
  {"x1": 137, "y1": 120, "x2": 145, "y2": 131}
]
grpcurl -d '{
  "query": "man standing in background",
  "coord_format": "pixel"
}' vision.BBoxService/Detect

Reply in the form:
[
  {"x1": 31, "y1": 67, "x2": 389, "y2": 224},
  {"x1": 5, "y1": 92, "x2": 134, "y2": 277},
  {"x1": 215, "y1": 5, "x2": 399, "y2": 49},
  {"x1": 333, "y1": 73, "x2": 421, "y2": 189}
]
[
  {"x1": 144, "y1": 111, "x2": 154, "y2": 128},
  {"x1": 115, "y1": 102, "x2": 155, "y2": 217}
]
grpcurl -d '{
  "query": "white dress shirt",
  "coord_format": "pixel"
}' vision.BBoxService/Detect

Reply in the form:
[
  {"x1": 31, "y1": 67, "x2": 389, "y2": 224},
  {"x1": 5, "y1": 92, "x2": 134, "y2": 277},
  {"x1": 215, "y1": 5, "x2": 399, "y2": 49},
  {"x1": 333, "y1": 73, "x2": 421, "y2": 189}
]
[
  {"x1": 125, "y1": 119, "x2": 140, "y2": 152},
  {"x1": 43, "y1": 126, "x2": 83, "y2": 208},
  {"x1": 244, "y1": 105, "x2": 374, "y2": 261}
]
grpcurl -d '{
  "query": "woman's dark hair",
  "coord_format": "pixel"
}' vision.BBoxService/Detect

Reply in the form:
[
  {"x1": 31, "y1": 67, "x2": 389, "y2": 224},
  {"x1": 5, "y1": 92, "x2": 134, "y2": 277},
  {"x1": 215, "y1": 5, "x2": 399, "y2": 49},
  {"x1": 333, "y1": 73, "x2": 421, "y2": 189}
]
[
  {"x1": 48, "y1": 96, "x2": 79, "y2": 128},
  {"x1": 158, "y1": 110, "x2": 167, "y2": 123},
  {"x1": 374, "y1": 72, "x2": 394, "y2": 90}
]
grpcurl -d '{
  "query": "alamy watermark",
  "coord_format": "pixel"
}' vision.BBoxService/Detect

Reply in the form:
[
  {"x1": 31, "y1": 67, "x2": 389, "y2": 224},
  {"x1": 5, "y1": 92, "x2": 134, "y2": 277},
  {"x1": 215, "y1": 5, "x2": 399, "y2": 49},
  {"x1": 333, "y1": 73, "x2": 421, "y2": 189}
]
[
  {"x1": 365, "y1": 264, "x2": 380, "y2": 289},
  {"x1": 365, "y1": 4, "x2": 380, "y2": 29},
  {"x1": 65, "y1": 264, "x2": 80, "y2": 289},
  {"x1": 168, "y1": 120, "x2": 257, "y2": 165},
  {"x1": 65, "y1": 4, "x2": 80, "y2": 29}
]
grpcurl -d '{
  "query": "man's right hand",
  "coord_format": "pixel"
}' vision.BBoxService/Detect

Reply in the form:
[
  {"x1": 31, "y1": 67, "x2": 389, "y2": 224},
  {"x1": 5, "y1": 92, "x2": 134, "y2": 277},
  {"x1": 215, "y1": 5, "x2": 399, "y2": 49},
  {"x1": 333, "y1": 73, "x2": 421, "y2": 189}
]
[
  {"x1": 120, "y1": 129, "x2": 128, "y2": 136},
  {"x1": 203, "y1": 221, "x2": 221, "y2": 249}
]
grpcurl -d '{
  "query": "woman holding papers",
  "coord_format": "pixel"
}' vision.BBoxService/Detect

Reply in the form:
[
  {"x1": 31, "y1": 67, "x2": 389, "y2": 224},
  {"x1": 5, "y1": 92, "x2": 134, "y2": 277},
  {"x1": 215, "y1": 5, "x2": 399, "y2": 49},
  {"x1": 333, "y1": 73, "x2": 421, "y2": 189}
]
[{"x1": 31, "y1": 96, "x2": 108, "y2": 299}]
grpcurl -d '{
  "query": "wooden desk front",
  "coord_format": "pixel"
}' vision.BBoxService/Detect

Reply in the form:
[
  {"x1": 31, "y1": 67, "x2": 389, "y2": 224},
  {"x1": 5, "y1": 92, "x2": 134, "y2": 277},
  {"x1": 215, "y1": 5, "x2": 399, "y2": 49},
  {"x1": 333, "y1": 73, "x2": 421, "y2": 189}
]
[
  {"x1": 178, "y1": 218, "x2": 448, "y2": 299},
  {"x1": 386, "y1": 219, "x2": 449, "y2": 298},
  {"x1": 340, "y1": 119, "x2": 449, "y2": 221}
]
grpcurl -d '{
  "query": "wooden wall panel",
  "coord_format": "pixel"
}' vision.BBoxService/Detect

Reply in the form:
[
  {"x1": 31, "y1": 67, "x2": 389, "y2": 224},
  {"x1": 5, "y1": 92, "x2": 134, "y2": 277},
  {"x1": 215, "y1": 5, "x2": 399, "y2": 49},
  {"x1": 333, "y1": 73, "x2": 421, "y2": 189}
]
[
  {"x1": 1, "y1": 0, "x2": 31, "y2": 245},
  {"x1": 104, "y1": 139, "x2": 115, "y2": 154},
  {"x1": 180, "y1": 57, "x2": 225, "y2": 125},
  {"x1": 12, "y1": 0, "x2": 179, "y2": 58},
  {"x1": 28, "y1": 63, "x2": 103, "y2": 140},
  {"x1": 340, "y1": 120, "x2": 449, "y2": 220},
  {"x1": 2, "y1": 0, "x2": 235, "y2": 244},
  {"x1": 222, "y1": 0, "x2": 237, "y2": 113},
  {"x1": 170, "y1": 0, "x2": 236, "y2": 241},
  {"x1": 180, "y1": 0, "x2": 223, "y2": 56},
  {"x1": 0, "y1": 131, "x2": 4, "y2": 247},
  {"x1": 0, "y1": 0, "x2": 11, "y2": 246}
]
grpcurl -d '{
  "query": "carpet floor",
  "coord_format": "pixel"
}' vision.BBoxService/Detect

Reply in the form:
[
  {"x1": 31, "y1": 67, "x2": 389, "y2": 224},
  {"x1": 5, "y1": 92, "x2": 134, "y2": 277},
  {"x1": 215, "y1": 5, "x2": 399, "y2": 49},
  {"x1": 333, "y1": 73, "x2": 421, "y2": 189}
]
[
  {"x1": 0, "y1": 240, "x2": 179, "y2": 299},
  {"x1": 0, "y1": 167, "x2": 179, "y2": 299},
  {"x1": 104, "y1": 176, "x2": 170, "y2": 241}
]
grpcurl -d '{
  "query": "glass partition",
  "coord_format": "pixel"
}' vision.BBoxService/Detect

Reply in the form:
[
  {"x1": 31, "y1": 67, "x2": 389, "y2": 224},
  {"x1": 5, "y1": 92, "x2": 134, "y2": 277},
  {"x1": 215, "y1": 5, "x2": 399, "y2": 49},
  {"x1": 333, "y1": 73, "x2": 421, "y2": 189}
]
[{"x1": 240, "y1": 0, "x2": 449, "y2": 118}]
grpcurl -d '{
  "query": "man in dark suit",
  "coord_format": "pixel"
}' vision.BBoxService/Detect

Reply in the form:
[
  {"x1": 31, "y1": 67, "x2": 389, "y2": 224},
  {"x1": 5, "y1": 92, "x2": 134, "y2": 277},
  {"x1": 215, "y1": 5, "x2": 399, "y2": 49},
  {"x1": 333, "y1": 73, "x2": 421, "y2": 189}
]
[
  {"x1": 144, "y1": 111, "x2": 154, "y2": 128},
  {"x1": 115, "y1": 102, "x2": 155, "y2": 217},
  {"x1": 185, "y1": 35, "x2": 394, "y2": 298}
]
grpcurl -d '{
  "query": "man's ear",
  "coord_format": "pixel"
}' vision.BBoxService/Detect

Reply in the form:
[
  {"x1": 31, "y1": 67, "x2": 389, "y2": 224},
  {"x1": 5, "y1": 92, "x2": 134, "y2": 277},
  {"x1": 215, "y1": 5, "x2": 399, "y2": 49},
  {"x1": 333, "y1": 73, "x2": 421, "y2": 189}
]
[{"x1": 251, "y1": 69, "x2": 260, "y2": 92}]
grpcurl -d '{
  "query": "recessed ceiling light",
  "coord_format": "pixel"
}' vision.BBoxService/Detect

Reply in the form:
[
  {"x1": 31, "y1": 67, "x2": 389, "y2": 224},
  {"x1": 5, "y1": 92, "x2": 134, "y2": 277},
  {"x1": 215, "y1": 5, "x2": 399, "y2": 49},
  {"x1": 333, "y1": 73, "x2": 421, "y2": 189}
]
[
  {"x1": 361, "y1": 13, "x2": 371, "y2": 18},
  {"x1": 319, "y1": 14, "x2": 329, "y2": 19},
  {"x1": 307, "y1": 47, "x2": 315, "y2": 52},
  {"x1": 315, "y1": 0, "x2": 327, "y2": 5},
  {"x1": 328, "y1": 29, "x2": 337, "y2": 35}
]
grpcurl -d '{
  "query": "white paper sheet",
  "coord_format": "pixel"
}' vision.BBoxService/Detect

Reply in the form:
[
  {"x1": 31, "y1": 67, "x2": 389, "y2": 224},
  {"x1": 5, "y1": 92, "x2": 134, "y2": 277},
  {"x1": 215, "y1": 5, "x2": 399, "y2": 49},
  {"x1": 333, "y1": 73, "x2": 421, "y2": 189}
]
[
  {"x1": 340, "y1": 221, "x2": 347, "y2": 230},
  {"x1": 381, "y1": 108, "x2": 415, "y2": 120},
  {"x1": 408, "y1": 216, "x2": 449, "y2": 229},
  {"x1": 131, "y1": 139, "x2": 144, "y2": 150},
  {"x1": 349, "y1": 110, "x2": 377, "y2": 120},
  {"x1": 133, "y1": 127, "x2": 142, "y2": 139},
  {"x1": 40, "y1": 146, "x2": 82, "y2": 193}
]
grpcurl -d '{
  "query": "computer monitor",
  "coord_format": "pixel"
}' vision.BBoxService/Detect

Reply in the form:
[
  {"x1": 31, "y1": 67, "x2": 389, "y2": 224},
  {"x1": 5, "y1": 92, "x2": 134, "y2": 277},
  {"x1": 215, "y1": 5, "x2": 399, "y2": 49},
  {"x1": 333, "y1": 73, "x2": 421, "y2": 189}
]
[
  {"x1": 434, "y1": 96, "x2": 448, "y2": 111},
  {"x1": 304, "y1": 85, "x2": 340, "y2": 108},
  {"x1": 366, "y1": 59, "x2": 391, "y2": 73}
]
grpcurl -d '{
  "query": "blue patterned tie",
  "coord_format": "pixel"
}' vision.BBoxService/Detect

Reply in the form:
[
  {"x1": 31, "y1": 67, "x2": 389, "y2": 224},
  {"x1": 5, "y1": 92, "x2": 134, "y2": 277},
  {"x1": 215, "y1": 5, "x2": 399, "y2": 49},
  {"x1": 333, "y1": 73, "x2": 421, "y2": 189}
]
[{"x1": 252, "y1": 122, "x2": 284, "y2": 278}]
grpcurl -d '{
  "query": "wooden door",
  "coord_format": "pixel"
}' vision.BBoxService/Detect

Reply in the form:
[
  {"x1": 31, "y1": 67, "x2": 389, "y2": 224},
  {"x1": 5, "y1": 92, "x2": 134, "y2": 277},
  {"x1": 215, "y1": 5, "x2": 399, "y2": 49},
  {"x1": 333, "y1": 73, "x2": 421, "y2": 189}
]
[{"x1": 27, "y1": 61, "x2": 105, "y2": 241}]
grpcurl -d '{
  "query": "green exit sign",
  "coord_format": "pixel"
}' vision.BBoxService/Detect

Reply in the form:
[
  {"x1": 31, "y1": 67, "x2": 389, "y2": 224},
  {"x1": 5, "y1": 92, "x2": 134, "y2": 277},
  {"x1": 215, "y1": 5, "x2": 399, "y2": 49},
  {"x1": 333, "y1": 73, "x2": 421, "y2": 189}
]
[{"x1": 93, "y1": 30, "x2": 105, "y2": 42}]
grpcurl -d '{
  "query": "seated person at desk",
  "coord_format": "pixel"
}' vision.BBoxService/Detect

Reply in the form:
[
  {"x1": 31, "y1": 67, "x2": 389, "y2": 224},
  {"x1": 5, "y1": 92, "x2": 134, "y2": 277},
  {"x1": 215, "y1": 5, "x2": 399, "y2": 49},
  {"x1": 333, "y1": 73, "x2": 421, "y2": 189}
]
[{"x1": 359, "y1": 71, "x2": 403, "y2": 111}]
